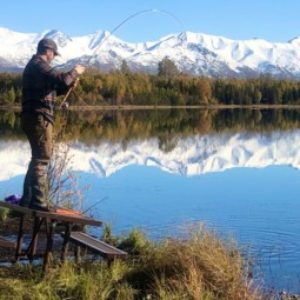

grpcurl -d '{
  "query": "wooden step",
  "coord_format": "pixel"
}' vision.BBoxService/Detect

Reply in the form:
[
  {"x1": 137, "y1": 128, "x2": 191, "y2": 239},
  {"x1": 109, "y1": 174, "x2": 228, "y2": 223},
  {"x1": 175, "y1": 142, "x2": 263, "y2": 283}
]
[
  {"x1": 69, "y1": 232, "x2": 127, "y2": 259},
  {"x1": 0, "y1": 237, "x2": 16, "y2": 249}
]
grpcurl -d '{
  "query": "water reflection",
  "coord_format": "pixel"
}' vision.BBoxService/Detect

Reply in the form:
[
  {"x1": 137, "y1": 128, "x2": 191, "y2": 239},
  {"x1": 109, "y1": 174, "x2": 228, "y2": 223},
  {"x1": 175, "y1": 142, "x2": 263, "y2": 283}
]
[
  {"x1": 81, "y1": 165, "x2": 300, "y2": 291},
  {"x1": 1, "y1": 108, "x2": 300, "y2": 143},
  {"x1": 1, "y1": 129, "x2": 300, "y2": 180},
  {"x1": 1, "y1": 108, "x2": 300, "y2": 292}
]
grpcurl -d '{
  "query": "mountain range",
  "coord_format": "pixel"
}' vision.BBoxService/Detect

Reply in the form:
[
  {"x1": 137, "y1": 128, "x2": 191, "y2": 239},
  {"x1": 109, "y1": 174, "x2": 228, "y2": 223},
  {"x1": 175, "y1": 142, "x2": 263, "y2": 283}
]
[{"x1": 1, "y1": 27, "x2": 300, "y2": 78}]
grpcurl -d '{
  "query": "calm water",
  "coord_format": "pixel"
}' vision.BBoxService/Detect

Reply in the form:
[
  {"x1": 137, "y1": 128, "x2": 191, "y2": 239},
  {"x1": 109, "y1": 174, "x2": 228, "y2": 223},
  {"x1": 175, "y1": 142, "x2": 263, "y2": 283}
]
[{"x1": 0, "y1": 108, "x2": 300, "y2": 292}]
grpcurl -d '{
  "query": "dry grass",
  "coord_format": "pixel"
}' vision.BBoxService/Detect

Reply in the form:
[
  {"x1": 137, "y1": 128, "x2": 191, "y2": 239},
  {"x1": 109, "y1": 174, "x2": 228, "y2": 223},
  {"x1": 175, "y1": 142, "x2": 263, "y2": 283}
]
[
  {"x1": 0, "y1": 226, "x2": 268, "y2": 300},
  {"x1": 47, "y1": 141, "x2": 89, "y2": 210},
  {"x1": 123, "y1": 226, "x2": 260, "y2": 300}
]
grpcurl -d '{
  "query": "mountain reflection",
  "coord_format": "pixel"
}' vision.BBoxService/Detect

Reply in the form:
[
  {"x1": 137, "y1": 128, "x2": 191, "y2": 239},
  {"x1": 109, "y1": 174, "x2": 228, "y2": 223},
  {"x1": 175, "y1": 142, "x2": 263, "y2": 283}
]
[{"x1": 1, "y1": 108, "x2": 300, "y2": 180}]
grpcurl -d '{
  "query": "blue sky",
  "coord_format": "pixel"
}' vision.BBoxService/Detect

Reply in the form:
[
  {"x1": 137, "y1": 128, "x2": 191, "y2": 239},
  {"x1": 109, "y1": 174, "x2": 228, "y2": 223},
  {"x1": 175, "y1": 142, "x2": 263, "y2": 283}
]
[{"x1": 1, "y1": 0, "x2": 299, "y2": 42}]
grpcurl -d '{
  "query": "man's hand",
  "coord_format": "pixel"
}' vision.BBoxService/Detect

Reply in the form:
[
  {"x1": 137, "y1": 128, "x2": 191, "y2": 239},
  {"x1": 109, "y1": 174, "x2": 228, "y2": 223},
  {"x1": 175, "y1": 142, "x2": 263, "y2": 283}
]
[
  {"x1": 61, "y1": 102, "x2": 69, "y2": 110},
  {"x1": 74, "y1": 64, "x2": 85, "y2": 75}
]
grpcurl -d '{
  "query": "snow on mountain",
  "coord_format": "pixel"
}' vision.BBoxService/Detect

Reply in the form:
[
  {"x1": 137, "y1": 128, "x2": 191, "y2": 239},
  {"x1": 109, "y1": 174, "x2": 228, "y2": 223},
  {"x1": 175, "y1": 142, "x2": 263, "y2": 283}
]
[
  {"x1": 1, "y1": 130, "x2": 300, "y2": 182},
  {"x1": 0, "y1": 27, "x2": 300, "y2": 77}
]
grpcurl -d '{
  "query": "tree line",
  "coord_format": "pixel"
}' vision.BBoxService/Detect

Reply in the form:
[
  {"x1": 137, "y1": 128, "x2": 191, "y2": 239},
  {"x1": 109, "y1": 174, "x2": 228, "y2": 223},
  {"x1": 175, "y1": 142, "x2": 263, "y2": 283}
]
[{"x1": 1, "y1": 58, "x2": 300, "y2": 106}]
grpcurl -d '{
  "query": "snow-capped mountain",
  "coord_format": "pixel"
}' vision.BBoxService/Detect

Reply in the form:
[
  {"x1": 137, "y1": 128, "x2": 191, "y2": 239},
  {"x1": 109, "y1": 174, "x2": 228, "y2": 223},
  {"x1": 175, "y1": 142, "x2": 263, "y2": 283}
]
[
  {"x1": 0, "y1": 130, "x2": 300, "y2": 182},
  {"x1": 1, "y1": 27, "x2": 300, "y2": 78}
]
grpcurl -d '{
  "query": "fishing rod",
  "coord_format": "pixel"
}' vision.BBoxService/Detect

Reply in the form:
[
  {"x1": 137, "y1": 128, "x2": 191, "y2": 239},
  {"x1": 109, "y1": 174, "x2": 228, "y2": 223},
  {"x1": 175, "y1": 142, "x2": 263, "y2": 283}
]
[
  {"x1": 59, "y1": 8, "x2": 184, "y2": 109},
  {"x1": 86, "y1": 8, "x2": 184, "y2": 66},
  {"x1": 54, "y1": 10, "x2": 184, "y2": 213}
]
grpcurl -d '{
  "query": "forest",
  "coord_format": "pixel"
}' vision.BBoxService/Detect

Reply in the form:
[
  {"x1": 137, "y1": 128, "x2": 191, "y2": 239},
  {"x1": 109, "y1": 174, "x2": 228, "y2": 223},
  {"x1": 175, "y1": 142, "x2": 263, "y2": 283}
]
[{"x1": 1, "y1": 58, "x2": 300, "y2": 107}]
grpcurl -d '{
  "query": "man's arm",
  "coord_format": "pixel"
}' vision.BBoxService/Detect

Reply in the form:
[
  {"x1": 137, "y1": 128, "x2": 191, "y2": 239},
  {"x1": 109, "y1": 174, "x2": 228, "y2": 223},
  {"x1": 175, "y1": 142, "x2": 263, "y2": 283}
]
[
  {"x1": 35, "y1": 59, "x2": 85, "y2": 95},
  {"x1": 56, "y1": 66, "x2": 85, "y2": 96}
]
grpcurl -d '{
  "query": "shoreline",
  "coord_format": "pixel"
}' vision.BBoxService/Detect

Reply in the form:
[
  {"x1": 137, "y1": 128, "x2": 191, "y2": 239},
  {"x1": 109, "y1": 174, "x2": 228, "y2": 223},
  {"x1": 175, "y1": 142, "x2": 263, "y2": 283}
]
[
  {"x1": 0, "y1": 217, "x2": 299, "y2": 299},
  {"x1": 1, "y1": 104, "x2": 300, "y2": 111}
]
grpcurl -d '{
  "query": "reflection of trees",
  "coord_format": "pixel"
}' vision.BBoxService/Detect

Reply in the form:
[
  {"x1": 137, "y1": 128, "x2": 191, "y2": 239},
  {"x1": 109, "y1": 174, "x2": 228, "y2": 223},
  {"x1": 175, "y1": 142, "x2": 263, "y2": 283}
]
[
  {"x1": 158, "y1": 136, "x2": 178, "y2": 153},
  {"x1": 0, "y1": 111, "x2": 24, "y2": 140},
  {"x1": 3, "y1": 111, "x2": 16, "y2": 128},
  {"x1": 1, "y1": 109, "x2": 300, "y2": 148}
]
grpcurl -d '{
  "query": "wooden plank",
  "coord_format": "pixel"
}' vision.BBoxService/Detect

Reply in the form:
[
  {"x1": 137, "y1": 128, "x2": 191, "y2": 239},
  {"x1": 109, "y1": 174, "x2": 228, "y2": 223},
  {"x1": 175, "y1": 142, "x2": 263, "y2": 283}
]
[
  {"x1": 68, "y1": 232, "x2": 127, "y2": 258},
  {"x1": 0, "y1": 201, "x2": 102, "y2": 227},
  {"x1": 0, "y1": 201, "x2": 33, "y2": 215},
  {"x1": 27, "y1": 217, "x2": 43, "y2": 261},
  {"x1": 0, "y1": 237, "x2": 16, "y2": 249},
  {"x1": 74, "y1": 245, "x2": 81, "y2": 263},
  {"x1": 15, "y1": 215, "x2": 24, "y2": 262},
  {"x1": 35, "y1": 211, "x2": 102, "y2": 227},
  {"x1": 43, "y1": 220, "x2": 55, "y2": 274},
  {"x1": 61, "y1": 223, "x2": 71, "y2": 262}
]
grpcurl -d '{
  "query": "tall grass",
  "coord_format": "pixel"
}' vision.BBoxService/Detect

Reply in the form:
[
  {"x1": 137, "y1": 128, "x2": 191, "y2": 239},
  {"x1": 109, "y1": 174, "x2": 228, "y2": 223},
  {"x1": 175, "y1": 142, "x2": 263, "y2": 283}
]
[{"x1": 0, "y1": 226, "x2": 268, "y2": 300}]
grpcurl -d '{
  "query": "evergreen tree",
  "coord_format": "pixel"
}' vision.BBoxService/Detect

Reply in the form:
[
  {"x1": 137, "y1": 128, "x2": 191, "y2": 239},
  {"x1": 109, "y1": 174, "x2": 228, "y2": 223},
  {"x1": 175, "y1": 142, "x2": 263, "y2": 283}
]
[
  {"x1": 158, "y1": 57, "x2": 180, "y2": 77},
  {"x1": 120, "y1": 60, "x2": 131, "y2": 74}
]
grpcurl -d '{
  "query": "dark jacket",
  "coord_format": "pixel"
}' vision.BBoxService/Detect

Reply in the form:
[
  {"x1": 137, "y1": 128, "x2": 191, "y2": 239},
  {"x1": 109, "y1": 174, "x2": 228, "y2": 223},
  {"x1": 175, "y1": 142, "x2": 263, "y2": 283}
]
[{"x1": 22, "y1": 55, "x2": 78, "y2": 122}]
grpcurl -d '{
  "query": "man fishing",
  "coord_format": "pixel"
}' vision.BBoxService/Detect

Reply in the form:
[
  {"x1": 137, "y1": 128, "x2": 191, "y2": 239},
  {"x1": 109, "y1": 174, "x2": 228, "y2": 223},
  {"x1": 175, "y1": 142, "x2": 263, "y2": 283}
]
[{"x1": 20, "y1": 38, "x2": 85, "y2": 211}]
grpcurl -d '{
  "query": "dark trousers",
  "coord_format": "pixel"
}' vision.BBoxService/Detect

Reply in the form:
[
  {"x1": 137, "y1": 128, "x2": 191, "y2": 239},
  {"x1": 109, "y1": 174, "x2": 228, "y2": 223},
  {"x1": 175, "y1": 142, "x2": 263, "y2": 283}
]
[{"x1": 21, "y1": 113, "x2": 53, "y2": 207}]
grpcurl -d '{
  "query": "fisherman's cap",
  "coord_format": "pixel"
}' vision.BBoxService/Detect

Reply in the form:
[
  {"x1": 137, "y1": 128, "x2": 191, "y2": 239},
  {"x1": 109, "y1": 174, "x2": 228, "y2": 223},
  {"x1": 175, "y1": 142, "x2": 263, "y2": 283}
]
[{"x1": 37, "y1": 38, "x2": 60, "y2": 56}]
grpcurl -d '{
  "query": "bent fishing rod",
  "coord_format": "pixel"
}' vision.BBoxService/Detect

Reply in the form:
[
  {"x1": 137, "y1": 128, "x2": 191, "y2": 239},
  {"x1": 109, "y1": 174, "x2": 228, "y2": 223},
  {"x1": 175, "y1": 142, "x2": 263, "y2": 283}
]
[{"x1": 59, "y1": 8, "x2": 184, "y2": 109}]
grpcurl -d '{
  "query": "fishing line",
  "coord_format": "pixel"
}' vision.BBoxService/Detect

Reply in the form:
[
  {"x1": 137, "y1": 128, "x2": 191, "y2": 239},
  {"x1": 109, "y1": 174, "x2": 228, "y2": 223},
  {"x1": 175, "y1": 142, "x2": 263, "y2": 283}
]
[
  {"x1": 82, "y1": 196, "x2": 109, "y2": 214},
  {"x1": 60, "y1": 8, "x2": 184, "y2": 108},
  {"x1": 87, "y1": 8, "x2": 184, "y2": 65}
]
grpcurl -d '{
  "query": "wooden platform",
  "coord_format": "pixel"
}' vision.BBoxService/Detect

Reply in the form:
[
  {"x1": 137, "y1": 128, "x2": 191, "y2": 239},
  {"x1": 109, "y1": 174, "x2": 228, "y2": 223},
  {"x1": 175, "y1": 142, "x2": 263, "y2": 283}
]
[
  {"x1": 0, "y1": 237, "x2": 16, "y2": 249},
  {"x1": 68, "y1": 232, "x2": 127, "y2": 259},
  {"x1": 0, "y1": 201, "x2": 102, "y2": 227},
  {"x1": 0, "y1": 200, "x2": 126, "y2": 272}
]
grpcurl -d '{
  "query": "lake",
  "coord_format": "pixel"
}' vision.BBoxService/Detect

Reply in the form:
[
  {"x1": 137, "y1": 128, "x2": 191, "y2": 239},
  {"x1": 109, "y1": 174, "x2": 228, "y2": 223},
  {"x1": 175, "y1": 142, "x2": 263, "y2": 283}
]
[{"x1": 0, "y1": 108, "x2": 300, "y2": 292}]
